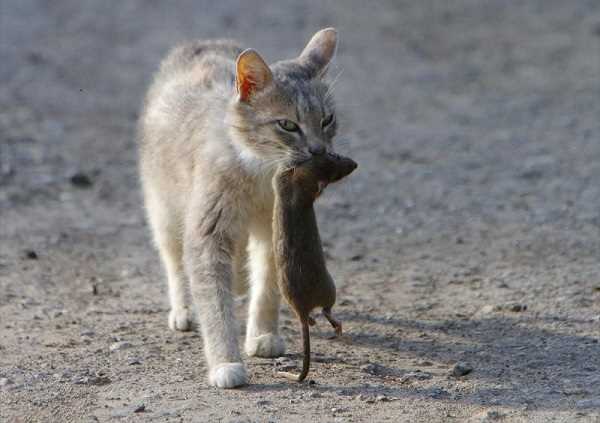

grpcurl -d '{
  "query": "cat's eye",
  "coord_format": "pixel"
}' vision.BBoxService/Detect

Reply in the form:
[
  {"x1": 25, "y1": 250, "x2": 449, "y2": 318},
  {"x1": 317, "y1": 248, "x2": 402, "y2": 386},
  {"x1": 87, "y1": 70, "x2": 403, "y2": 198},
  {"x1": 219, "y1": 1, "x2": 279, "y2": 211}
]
[
  {"x1": 321, "y1": 114, "x2": 335, "y2": 128},
  {"x1": 277, "y1": 119, "x2": 300, "y2": 132}
]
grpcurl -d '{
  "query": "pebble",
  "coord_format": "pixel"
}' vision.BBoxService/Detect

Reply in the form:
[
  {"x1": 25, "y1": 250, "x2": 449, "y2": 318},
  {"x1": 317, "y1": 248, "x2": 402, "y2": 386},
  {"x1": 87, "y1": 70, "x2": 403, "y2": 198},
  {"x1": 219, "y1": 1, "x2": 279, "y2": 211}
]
[
  {"x1": 376, "y1": 394, "x2": 390, "y2": 402},
  {"x1": 133, "y1": 404, "x2": 145, "y2": 413},
  {"x1": 23, "y1": 249, "x2": 38, "y2": 260},
  {"x1": 481, "y1": 410, "x2": 504, "y2": 421},
  {"x1": 401, "y1": 371, "x2": 432, "y2": 382},
  {"x1": 256, "y1": 400, "x2": 271, "y2": 407},
  {"x1": 72, "y1": 373, "x2": 111, "y2": 386},
  {"x1": 0, "y1": 377, "x2": 13, "y2": 387},
  {"x1": 109, "y1": 341, "x2": 132, "y2": 352},
  {"x1": 70, "y1": 172, "x2": 93, "y2": 188},
  {"x1": 506, "y1": 303, "x2": 527, "y2": 312},
  {"x1": 480, "y1": 303, "x2": 527, "y2": 314},
  {"x1": 360, "y1": 363, "x2": 386, "y2": 376},
  {"x1": 274, "y1": 357, "x2": 296, "y2": 371},
  {"x1": 429, "y1": 388, "x2": 450, "y2": 399},
  {"x1": 452, "y1": 362, "x2": 473, "y2": 377}
]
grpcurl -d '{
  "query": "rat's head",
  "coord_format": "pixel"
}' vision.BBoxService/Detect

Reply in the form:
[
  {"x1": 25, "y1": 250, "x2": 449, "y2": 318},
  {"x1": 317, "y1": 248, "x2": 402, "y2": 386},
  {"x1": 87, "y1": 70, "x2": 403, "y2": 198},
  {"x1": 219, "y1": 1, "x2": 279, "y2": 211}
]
[
  {"x1": 298, "y1": 153, "x2": 358, "y2": 186},
  {"x1": 228, "y1": 29, "x2": 339, "y2": 172}
]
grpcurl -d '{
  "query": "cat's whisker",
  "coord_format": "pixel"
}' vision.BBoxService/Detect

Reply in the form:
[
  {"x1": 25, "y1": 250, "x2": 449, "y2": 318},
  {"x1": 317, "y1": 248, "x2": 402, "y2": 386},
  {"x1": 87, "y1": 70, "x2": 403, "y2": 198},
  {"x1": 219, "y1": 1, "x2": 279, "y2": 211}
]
[{"x1": 325, "y1": 68, "x2": 344, "y2": 98}]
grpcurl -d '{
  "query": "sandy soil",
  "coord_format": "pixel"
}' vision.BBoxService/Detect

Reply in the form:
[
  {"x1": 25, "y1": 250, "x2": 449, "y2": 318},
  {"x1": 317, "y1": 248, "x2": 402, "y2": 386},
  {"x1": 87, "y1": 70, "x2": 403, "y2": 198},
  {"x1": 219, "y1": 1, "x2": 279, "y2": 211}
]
[{"x1": 1, "y1": 1, "x2": 600, "y2": 422}]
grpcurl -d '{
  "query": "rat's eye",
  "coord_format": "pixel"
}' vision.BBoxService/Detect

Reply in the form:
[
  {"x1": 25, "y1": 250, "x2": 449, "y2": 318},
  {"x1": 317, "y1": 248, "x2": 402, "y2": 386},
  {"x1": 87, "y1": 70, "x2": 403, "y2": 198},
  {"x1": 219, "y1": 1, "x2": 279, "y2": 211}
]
[
  {"x1": 321, "y1": 114, "x2": 335, "y2": 129},
  {"x1": 277, "y1": 119, "x2": 300, "y2": 132}
]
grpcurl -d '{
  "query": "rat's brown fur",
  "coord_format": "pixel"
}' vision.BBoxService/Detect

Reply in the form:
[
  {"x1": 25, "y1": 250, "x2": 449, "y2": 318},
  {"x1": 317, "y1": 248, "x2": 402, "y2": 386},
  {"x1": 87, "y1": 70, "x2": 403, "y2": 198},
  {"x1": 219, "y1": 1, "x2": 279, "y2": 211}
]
[{"x1": 272, "y1": 153, "x2": 357, "y2": 381}]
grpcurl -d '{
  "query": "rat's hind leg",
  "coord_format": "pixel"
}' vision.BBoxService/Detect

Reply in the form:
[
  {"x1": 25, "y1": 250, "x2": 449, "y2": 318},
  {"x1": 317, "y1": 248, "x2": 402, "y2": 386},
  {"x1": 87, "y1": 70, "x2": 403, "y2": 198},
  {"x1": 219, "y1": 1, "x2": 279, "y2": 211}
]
[
  {"x1": 322, "y1": 308, "x2": 342, "y2": 337},
  {"x1": 245, "y1": 222, "x2": 285, "y2": 358}
]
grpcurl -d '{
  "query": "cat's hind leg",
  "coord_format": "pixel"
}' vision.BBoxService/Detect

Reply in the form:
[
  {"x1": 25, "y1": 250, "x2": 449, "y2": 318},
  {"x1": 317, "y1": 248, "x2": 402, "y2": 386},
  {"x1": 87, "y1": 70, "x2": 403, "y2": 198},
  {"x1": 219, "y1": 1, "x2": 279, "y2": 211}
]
[
  {"x1": 146, "y1": 196, "x2": 193, "y2": 331},
  {"x1": 244, "y1": 222, "x2": 285, "y2": 358}
]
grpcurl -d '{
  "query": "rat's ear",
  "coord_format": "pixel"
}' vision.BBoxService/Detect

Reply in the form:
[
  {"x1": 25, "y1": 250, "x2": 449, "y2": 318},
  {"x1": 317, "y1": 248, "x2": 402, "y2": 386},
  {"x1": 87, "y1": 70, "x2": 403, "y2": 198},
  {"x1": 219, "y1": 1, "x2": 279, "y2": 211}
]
[
  {"x1": 299, "y1": 28, "x2": 337, "y2": 78},
  {"x1": 236, "y1": 49, "x2": 273, "y2": 102}
]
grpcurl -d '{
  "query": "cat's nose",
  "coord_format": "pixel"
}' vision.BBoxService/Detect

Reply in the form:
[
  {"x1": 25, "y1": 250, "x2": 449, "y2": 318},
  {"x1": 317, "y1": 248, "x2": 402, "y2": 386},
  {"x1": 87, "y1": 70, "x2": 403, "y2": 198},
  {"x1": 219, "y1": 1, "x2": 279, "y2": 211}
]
[{"x1": 308, "y1": 144, "x2": 326, "y2": 156}]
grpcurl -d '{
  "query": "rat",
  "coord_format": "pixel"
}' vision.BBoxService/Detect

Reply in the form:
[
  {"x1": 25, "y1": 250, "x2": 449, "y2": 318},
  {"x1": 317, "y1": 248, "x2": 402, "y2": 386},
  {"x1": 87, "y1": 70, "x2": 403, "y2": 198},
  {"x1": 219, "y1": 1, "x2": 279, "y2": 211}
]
[{"x1": 272, "y1": 152, "x2": 357, "y2": 382}]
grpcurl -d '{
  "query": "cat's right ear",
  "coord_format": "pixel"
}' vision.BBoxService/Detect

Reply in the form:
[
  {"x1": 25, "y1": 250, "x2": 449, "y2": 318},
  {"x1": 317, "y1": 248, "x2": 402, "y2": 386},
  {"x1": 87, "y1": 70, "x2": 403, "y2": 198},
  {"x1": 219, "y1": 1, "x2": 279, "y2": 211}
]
[{"x1": 235, "y1": 49, "x2": 273, "y2": 102}]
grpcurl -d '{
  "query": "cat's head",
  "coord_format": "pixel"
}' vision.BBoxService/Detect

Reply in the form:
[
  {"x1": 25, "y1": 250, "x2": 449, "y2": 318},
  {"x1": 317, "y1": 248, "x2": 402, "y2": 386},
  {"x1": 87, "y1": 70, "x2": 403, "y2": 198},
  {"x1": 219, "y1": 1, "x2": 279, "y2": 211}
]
[{"x1": 228, "y1": 28, "x2": 339, "y2": 172}]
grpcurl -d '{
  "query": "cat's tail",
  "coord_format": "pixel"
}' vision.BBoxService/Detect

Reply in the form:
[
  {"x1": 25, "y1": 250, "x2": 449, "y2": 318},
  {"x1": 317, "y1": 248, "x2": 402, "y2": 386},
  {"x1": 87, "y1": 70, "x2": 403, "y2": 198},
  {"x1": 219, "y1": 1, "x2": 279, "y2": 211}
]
[{"x1": 277, "y1": 318, "x2": 310, "y2": 382}]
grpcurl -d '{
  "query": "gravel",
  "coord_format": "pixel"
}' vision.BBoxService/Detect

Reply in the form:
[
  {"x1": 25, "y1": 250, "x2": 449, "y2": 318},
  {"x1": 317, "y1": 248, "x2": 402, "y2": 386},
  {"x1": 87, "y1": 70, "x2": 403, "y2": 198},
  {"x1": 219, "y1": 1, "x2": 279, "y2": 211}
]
[{"x1": 2, "y1": 1, "x2": 599, "y2": 422}]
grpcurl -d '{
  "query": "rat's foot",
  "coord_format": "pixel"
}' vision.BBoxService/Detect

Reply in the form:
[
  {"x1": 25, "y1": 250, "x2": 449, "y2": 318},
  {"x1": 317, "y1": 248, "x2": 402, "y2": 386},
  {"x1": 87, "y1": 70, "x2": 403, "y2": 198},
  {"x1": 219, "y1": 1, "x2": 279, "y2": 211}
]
[
  {"x1": 208, "y1": 362, "x2": 248, "y2": 388},
  {"x1": 168, "y1": 307, "x2": 193, "y2": 331},
  {"x1": 245, "y1": 333, "x2": 285, "y2": 358},
  {"x1": 323, "y1": 309, "x2": 342, "y2": 337}
]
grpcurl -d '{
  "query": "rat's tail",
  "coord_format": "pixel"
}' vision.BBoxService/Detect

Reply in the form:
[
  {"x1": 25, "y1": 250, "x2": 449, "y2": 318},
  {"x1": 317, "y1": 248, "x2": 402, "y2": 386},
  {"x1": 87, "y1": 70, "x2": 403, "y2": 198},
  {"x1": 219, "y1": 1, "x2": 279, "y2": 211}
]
[{"x1": 277, "y1": 318, "x2": 310, "y2": 382}]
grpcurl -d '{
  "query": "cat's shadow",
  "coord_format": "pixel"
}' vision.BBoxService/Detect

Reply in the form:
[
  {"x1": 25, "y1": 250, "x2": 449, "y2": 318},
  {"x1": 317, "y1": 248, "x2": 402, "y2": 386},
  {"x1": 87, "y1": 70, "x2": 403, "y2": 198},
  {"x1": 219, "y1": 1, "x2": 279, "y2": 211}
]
[{"x1": 245, "y1": 310, "x2": 600, "y2": 411}]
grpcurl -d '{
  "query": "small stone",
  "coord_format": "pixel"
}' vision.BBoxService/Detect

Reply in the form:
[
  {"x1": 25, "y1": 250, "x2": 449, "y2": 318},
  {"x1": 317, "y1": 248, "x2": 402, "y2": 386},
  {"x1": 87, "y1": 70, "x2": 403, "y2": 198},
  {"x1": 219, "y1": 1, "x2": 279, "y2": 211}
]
[
  {"x1": 274, "y1": 357, "x2": 295, "y2": 371},
  {"x1": 70, "y1": 172, "x2": 93, "y2": 188},
  {"x1": 73, "y1": 376, "x2": 89, "y2": 385},
  {"x1": 506, "y1": 303, "x2": 527, "y2": 312},
  {"x1": 482, "y1": 410, "x2": 503, "y2": 421},
  {"x1": 109, "y1": 341, "x2": 132, "y2": 352},
  {"x1": 24, "y1": 249, "x2": 38, "y2": 260},
  {"x1": 336, "y1": 389, "x2": 353, "y2": 396},
  {"x1": 452, "y1": 362, "x2": 473, "y2": 377},
  {"x1": 133, "y1": 404, "x2": 145, "y2": 413},
  {"x1": 360, "y1": 363, "x2": 386, "y2": 376},
  {"x1": 376, "y1": 394, "x2": 389, "y2": 402},
  {"x1": 128, "y1": 358, "x2": 142, "y2": 366},
  {"x1": 0, "y1": 377, "x2": 13, "y2": 387},
  {"x1": 80, "y1": 330, "x2": 95, "y2": 337},
  {"x1": 256, "y1": 400, "x2": 271, "y2": 407},
  {"x1": 349, "y1": 254, "x2": 363, "y2": 262},
  {"x1": 402, "y1": 371, "x2": 432, "y2": 382},
  {"x1": 429, "y1": 388, "x2": 450, "y2": 399},
  {"x1": 307, "y1": 391, "x2": 321, "y2": 399},
  {"x1": 479, "y1": 304, "x2": 496, "y2": 314}
]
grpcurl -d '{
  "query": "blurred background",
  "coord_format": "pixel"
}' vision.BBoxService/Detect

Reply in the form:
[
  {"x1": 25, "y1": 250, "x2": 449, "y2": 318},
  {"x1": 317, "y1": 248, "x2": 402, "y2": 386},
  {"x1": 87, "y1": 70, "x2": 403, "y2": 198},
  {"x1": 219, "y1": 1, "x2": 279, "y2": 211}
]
[{"x1": 1, "y1": 1, "x2": 600, "y2": 421}]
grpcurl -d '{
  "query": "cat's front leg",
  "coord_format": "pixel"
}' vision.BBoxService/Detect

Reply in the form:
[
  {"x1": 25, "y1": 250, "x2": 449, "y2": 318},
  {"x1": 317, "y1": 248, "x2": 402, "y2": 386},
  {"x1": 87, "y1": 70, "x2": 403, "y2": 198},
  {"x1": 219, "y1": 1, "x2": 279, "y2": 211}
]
[
  {"x1": 244, "y1": 222, "x2": 285, "y2": 358},
  {"x1": 184, "y1": 201, "x2": 247, "y2": 388}
]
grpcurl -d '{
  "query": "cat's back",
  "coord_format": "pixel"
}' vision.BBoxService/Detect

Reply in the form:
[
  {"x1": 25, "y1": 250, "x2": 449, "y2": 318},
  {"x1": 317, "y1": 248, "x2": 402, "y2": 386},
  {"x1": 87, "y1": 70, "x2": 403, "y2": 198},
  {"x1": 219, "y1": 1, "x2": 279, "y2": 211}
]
[
  {"x1": 155, "y1": 39, "x2": 242, "y2": 89},
  {"x1": 139, "y1": 39, "x2": 242, "y2": 149}
]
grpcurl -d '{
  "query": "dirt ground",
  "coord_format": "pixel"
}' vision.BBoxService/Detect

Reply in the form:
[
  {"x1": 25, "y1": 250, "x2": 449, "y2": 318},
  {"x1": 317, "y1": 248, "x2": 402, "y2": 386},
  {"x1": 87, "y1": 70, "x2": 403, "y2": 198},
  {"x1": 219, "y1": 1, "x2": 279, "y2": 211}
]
[{"x1": 1, "y1": 1, "x2": 600, "y2": 422}]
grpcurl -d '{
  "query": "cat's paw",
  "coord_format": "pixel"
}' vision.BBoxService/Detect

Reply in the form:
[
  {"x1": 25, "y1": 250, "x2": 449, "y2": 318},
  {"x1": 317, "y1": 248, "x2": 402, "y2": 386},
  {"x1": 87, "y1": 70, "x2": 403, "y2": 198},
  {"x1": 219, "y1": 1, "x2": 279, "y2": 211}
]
[
  {"x1": 168, "y1": 307, "x2": 193, "y2": 331},
  {"x1": 245, "y1": 333, "x2": 285, "y2": 358},
  {"x1": 208, "y1": 362, "x2": 248, "y2": 388}
]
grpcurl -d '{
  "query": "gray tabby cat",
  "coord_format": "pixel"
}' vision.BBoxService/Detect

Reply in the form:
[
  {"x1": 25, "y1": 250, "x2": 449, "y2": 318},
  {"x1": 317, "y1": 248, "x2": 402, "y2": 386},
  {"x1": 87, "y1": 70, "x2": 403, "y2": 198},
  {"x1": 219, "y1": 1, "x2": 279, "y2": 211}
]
[{"x1": 138, "y1": 28, "x2": 339, "y2": 388}]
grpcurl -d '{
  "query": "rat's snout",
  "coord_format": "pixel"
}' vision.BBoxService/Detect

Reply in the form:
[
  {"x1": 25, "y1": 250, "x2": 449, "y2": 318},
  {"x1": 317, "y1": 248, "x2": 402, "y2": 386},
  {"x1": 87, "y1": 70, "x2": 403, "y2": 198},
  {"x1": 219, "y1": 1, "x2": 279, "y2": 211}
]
[{"x1": 329, "y1": 154, "x2": 358, "y2": 182}]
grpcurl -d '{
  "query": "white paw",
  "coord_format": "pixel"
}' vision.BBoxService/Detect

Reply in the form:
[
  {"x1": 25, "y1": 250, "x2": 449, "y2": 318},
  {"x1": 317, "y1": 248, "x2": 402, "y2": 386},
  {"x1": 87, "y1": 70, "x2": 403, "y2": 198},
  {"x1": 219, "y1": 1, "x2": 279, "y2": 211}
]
[
  {"x1": 168, "y1": 307, "x2": 193, "y2": 331},
  {"x1": 245, "y1": 333, "x2": 285, "y2": 358},
  {"x1": 208, "y1": 362, "x2": 248, "y2": 388}
]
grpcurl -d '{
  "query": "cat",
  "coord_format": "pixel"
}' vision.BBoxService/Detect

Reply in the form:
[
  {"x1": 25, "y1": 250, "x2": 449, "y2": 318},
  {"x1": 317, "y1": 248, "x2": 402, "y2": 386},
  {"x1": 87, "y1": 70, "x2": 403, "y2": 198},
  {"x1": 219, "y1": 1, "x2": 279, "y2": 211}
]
[{"x1": 138, "y1": 28, "x2": 339, "y2": 388}]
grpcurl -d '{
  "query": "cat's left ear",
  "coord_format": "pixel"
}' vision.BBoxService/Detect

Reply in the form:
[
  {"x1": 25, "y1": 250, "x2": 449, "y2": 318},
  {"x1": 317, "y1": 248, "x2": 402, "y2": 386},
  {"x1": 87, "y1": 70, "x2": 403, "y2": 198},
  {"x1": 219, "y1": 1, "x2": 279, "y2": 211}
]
[{"x1": 299, "y1": 28, "x2": 338, "y2": 78}]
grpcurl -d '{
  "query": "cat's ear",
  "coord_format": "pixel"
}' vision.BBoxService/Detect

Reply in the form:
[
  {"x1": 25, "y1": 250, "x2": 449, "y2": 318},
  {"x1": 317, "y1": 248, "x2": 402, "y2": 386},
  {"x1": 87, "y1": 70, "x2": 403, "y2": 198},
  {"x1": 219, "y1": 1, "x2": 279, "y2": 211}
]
[
  {"x1": 299, "y1": 28, "x2": 337, "y2": 78},
  {"x1": 235, "y1": 49, "x2": 273, "y2": 102}
]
